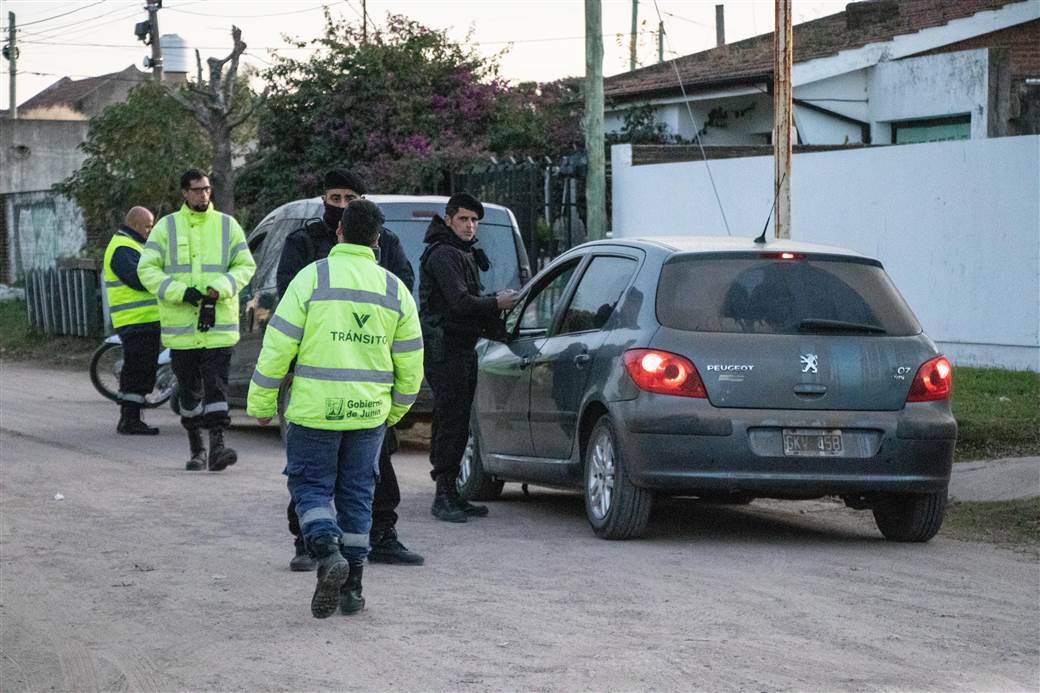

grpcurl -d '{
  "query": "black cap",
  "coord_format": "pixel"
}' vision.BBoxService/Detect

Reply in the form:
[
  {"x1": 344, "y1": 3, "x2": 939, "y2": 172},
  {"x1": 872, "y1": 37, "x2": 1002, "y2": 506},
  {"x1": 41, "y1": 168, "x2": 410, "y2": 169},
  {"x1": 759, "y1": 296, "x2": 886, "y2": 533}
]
[
  {"x1": 446, "y1": 192, "x2": 484, "y2": 220},
  {"x1": 324, "y1": 169, "x2": 366, "y2": 195}
]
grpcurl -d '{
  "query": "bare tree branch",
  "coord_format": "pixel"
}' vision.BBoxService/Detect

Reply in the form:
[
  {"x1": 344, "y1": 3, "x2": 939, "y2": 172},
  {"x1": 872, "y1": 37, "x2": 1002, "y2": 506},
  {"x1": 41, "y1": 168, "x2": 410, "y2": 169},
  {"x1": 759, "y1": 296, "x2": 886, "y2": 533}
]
[
  {"x1": 229, "y1": 85, "x2": 269, "y2": 130},
  {"x1": 195, "y1": 49, "x2": 204, "y2": 87}
]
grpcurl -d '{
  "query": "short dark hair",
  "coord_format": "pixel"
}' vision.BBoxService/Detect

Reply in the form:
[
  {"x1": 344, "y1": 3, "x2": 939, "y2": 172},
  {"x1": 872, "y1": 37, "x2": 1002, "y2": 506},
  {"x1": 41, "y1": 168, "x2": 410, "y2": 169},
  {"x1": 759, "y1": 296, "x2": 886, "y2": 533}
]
[
  {"x1": 180, "y1": 168, "x2": 208, "y2": 190},
  {"x1": 324, "y1": 168, "x2": 366, "y2": 194},
  {"x1": 341, "y1": 199, "x2": 384, "y2": 246},
  {"x1": 445, "y1": 192, "x2": 484, "y2": 220}
]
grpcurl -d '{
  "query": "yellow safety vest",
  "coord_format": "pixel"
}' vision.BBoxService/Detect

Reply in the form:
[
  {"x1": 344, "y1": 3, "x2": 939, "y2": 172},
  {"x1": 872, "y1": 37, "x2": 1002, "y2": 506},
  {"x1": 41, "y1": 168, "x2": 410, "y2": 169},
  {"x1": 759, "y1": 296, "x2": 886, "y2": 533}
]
[
  {"x1": 137, "y1": 203, "x2": 256, "y2": 349},
  {"x1": 246, "y1": 242, "x2": 424, "y2": 430},
  {"x1": 102, "y1": 231, "x2": 160, "y2": 328}
]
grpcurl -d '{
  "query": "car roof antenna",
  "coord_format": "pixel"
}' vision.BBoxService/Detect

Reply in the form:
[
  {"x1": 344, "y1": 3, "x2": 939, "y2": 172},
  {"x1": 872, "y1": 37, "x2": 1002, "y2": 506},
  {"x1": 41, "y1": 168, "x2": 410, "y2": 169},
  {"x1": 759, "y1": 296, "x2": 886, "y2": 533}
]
[{"x1": 754, "y1": 172, "x2": 786, "y2": 245}]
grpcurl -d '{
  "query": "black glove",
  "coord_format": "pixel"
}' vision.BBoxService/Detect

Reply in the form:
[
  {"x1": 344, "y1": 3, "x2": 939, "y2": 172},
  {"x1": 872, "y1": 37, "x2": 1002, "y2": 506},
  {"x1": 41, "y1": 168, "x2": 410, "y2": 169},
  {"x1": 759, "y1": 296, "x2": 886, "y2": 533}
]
[
  {"x1": 197, "y1": 297, "x2": 216, "y2": 332},
  {"x1": 182, "y1": 287, "x2": 204, "y2": 306}
]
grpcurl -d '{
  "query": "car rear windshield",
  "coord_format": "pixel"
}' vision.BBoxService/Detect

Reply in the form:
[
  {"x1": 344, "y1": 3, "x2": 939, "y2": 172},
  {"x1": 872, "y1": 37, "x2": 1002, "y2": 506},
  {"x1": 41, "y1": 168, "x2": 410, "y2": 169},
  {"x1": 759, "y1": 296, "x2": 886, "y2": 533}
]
[{"x1": 656, "y1": 253, "x2": 921, "y2": 336}]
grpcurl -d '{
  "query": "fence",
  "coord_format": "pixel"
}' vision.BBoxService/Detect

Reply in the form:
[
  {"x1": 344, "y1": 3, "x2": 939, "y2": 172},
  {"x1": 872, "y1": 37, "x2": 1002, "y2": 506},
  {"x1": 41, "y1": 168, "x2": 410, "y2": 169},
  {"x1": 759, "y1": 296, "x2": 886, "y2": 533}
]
[
  {"x1": 24, "y1": 264, "x2": 103, "y2": 337},
  {"x1": 453, "y1": 155, "x2": 605, "y2": 272}
]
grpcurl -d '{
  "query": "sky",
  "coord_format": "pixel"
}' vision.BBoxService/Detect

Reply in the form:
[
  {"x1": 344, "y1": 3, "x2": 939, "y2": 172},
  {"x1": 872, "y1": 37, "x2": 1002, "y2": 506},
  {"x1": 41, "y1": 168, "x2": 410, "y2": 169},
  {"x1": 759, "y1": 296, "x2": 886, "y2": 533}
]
[{"x1": 1, "y1": 0, "x2": 847, "y2": 111}]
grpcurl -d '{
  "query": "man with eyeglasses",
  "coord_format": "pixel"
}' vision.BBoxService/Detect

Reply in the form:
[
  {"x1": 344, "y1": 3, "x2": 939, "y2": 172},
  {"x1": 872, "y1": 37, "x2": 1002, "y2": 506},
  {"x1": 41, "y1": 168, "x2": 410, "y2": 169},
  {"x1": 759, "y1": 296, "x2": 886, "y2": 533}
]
[
  {"x1": 138, "y1": 169, "x2": 256, "y2": 472},
  {"x1": 275, "y1": 169, "x2": 423, "y2": 571}
]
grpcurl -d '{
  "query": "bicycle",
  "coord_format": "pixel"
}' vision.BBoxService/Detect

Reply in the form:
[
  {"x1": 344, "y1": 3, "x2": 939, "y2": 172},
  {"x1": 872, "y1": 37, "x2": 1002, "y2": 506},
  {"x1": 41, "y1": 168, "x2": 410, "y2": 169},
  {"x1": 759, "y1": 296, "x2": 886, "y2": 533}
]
[{"x1": 89, "y1": 334, "x2": 177, "y2": 408}]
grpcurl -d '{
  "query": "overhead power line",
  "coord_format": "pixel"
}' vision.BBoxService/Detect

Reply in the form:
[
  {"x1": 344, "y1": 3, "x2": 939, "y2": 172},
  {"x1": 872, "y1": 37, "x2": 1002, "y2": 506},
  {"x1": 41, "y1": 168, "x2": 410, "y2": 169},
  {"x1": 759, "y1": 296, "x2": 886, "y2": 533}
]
[
  {"x1": 4, "y1": 0, "x2": 107, "y2": 30},
  {"x1": 165, "y1": 3, "x2": 331, "y2": 19},
  {"x1": 650, "y1": 0, "x2": 732, "y2": 236}
]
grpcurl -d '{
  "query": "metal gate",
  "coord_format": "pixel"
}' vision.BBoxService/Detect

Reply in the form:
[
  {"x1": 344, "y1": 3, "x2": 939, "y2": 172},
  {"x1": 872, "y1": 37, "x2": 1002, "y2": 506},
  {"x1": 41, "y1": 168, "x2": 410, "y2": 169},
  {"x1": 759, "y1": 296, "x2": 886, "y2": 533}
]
[{"x1": 23, "y1": 266, "x2": 103, "y2": 337}]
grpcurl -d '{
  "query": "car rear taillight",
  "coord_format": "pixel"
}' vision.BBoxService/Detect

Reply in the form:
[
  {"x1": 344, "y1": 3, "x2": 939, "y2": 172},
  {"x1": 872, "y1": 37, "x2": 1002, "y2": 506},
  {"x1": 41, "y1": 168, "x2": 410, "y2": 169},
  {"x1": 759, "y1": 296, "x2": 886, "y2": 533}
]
[
  {"x1": 623, "y1": 349, "x2": 706, "y2": 398},
  {"x1": 906, "y1": 355, "x2": 952, "y2": 402}
]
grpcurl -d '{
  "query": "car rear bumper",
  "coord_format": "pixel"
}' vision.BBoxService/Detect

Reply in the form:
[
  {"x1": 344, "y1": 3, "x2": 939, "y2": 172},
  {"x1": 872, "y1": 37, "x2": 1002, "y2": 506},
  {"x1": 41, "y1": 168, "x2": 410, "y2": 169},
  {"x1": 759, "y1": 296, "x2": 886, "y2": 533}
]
[{"x1": 611, "y1": 397, "x2": 956, "y2": 497}]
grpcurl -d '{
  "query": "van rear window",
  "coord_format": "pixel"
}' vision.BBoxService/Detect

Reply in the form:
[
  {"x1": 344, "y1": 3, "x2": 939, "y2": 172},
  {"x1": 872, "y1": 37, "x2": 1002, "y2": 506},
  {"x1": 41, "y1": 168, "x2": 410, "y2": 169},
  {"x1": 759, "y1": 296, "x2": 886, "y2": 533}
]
[{"x1": 656, "y1": 254, "x2": 921, "y2": 336}]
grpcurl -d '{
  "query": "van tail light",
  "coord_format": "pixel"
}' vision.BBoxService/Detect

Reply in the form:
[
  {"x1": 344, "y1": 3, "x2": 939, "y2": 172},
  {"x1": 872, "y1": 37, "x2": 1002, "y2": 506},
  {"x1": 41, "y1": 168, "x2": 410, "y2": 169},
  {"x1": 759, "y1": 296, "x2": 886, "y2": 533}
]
[
  {"x1": 906, "y1": 356, "x2": 952, "y2": 402},
  {"x1": 623, "y1": 349, "x2": 707, "y2": 398}
]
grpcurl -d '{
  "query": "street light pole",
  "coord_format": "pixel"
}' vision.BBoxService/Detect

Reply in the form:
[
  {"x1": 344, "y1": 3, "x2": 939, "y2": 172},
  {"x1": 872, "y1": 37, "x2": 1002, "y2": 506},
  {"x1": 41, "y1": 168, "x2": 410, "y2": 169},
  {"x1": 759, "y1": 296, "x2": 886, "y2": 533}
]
[
  {"x1": 585, "y1": 0, "x2": 606, "y2": 240},
  {"x1": 773, "y1": 0, "x2": 793, "y2": 239}
]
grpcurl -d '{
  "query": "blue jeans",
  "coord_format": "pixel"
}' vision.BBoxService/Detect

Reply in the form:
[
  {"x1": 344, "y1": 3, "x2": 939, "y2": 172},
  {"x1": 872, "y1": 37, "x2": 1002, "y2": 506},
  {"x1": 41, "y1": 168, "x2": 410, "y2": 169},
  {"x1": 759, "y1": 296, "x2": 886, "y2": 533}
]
[{"x1": 286, "y1": 423, "x2": 385, "y2": 564}]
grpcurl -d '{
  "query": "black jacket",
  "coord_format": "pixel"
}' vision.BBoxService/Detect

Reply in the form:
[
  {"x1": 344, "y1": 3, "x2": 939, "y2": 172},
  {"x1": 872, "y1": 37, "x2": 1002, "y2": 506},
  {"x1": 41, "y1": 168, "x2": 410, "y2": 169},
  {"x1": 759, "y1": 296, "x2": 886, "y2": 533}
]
[
  {"x1": 418, "y1": 215, "x2": 499, "y2": 359},
  {"x1": 275, "y1": 218, "x2": 414, "y2": 298}
]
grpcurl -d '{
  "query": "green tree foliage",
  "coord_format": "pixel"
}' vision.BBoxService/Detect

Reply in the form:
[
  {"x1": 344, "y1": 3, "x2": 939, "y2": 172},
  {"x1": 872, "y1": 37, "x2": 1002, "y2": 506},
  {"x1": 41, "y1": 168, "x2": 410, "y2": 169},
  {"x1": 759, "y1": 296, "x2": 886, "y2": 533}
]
[
  {"x1": 58, "y1": 81, "x2": 212, "y2": 253},
  {"x1": 238, "y1": 13, "x2": 579, "y2": 221}
]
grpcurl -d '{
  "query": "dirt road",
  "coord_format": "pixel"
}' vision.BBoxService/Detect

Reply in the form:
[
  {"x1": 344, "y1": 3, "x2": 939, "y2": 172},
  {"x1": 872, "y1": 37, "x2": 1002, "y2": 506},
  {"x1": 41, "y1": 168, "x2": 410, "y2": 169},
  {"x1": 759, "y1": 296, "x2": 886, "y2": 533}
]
[{"x1": 1, "y1": 362, "x2": 1037, "y2": 691}]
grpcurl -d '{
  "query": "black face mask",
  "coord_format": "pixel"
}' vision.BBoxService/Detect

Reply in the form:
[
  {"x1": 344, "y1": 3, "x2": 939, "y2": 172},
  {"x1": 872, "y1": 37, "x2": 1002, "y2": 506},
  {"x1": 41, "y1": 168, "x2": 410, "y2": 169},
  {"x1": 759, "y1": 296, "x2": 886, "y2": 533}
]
[{"x1": 323, "y1": 202, "x2": 343, "y2": 229}]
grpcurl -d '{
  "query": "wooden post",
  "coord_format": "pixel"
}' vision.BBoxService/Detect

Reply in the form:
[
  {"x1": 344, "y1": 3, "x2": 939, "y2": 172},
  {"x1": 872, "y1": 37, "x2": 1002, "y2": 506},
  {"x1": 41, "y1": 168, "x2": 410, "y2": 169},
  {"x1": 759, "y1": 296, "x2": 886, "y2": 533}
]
[
  {"x1": 7, "y1": 12, "x2": 16, "y2": 118},
  {"x1": 585, "y1": 0, "x2": 606, "y2": 240},
  {"x1": 773, "y1": 0, "x2": 793, "y2": 239},
  {"x1": 629, "y1": 0, "x2": 638, "y2": 70}
]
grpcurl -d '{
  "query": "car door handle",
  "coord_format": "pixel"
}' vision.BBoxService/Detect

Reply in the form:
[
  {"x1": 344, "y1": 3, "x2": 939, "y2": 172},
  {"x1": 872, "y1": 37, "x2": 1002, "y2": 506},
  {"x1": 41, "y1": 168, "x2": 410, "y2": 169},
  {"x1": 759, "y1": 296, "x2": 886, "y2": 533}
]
[{"x1": 573, "y1": 353, "x2": 590, "y2": 368}]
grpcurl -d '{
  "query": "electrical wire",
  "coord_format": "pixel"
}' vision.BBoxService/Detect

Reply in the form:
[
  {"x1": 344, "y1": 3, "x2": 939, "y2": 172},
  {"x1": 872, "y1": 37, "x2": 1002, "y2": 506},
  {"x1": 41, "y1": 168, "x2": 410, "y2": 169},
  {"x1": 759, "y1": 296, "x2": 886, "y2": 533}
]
[
  {"x1": 650, "y1": 0, "x2": 732, "y2": 236},
  {"x1": 164, "y1": 3, "x2": 331, "y2": 19},
  {"x1": 3, "y1": 1, "x2": 108, "y2": 30}
]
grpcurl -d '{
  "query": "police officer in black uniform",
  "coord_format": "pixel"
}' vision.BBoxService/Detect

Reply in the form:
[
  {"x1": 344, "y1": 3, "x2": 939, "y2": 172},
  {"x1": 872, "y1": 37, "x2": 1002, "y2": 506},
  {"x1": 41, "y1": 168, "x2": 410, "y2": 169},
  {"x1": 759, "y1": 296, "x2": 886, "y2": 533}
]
[
  {"x1": 419, "y1": 193, "x2": 518, "y2": 522},
  {"x1": 276, "y1": 169, "x2": 423, "y2": 568}
]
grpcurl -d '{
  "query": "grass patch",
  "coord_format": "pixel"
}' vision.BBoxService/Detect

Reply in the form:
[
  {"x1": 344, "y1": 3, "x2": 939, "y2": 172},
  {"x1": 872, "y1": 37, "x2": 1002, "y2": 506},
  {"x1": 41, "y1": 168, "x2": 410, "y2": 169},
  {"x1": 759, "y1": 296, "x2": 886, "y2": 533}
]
[
  {"x1": 952, "y1": 367, "x2": 1040, "y2": 461},
  {"x1": 943, "y1": 498, "x2": 1040, "y2": 548},
  {"x1": 0, "y1": 299, "x2": 98, "y2": 369}
]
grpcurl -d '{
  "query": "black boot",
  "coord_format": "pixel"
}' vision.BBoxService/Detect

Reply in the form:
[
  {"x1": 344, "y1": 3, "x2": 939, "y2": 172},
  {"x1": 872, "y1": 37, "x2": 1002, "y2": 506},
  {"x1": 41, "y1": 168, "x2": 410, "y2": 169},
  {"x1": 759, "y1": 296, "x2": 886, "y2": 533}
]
[
  {"x1": 451, "y1": 482, "x2": 489, "y2": 518},
  {"x1": 368, "y1": 527, "x2": 425, "y2": 565},
  {"x1": 431, "y1": 475, "x2": 468, "y2": 523},
  {"x1": 207, "y1": 428, "x2": 238, "y2": 471},
  {"x1": 339, "y1": 563, "x2": 365, "y2": 615},
  {"x1": 289, "y1": 536, "x2": 316, "y2": 572},
  {"x1": 185, "y1": 428, "x2": 207, "y2": 471},
  {"x1": 310, "y1": 538, "x2": 350, "y2": 619},
  {"x1": 117, "y1": 405, "x2": 159, "y2": 435}
]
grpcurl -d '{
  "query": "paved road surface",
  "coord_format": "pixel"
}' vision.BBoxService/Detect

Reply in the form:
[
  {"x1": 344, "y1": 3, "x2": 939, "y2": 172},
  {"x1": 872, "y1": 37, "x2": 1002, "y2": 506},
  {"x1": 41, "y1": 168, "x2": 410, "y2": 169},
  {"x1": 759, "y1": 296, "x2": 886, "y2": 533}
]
[{"x1": 1, "y1": 362, "x2": 1037, "y2": 691}]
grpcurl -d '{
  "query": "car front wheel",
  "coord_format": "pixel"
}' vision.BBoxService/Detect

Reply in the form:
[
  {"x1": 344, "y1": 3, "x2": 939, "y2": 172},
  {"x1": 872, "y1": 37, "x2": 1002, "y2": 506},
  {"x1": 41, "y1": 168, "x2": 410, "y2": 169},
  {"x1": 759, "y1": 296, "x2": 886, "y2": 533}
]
[
  {"x1": 872, "y1": 489, "x2": 947, "y2": 542},
  {"x1": 584, "y1": 415, "x2": 651, "y2": 539},
  {"x1": 457, "y1": 428, "x2": 504, "y2": 501}
]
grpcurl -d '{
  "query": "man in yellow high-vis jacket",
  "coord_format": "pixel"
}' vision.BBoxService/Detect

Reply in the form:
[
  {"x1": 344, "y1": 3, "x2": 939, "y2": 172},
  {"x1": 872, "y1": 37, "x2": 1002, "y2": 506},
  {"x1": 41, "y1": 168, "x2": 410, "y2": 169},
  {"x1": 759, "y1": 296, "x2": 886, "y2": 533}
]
[
  {"x1": 247, "y1": 199, "x2": 423, "y2": 619},
  {"x1": 138, "y1": 169, "x2": 256, "y2": 471},
  {"x1": 102, "y1": 205, "x2": 161, "y2": 435}
]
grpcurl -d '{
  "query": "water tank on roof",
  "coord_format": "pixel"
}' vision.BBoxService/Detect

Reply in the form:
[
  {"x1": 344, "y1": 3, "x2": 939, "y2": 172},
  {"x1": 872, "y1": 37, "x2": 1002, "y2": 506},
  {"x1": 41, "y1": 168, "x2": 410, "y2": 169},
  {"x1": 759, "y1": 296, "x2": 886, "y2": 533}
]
[{"x1": 160, "y1": 34, "x2": 191, "y2": 74}]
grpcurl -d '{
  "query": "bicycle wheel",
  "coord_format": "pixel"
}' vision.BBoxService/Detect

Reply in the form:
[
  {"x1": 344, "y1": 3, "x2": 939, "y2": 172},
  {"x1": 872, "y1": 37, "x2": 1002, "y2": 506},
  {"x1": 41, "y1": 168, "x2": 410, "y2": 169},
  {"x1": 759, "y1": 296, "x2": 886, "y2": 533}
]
[
  {"x1": 143, "y1": 363, "x2": 176, "y2": 408},
  {"x1": 89, "y1": 342, "x2": 123, "y2": 403}
]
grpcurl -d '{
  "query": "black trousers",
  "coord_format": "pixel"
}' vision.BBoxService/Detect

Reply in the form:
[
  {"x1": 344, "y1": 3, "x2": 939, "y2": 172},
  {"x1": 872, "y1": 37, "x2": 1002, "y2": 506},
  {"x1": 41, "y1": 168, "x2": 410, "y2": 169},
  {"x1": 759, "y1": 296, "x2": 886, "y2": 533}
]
[
  {"x1": 117, "y1": 328, "x2": 161, "y2": 408},
  {"x1": 287, "y1": 428, "x2": 401, "y2": 539},
  {"x1": 425, "y1": 350, "x2": 478, "y2": 482},
  {"x1": 170, "y1": 347, "x2": 232, "y2": 431}
]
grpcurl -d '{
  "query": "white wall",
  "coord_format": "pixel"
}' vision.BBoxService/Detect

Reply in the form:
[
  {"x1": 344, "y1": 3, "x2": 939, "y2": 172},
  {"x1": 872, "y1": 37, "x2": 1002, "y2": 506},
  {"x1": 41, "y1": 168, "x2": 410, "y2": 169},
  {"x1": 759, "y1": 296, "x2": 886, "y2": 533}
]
[
  {"x1": 611, "y1": 136, "x2": 1040, "y2": 371},
  {"x1": 868, "y1": 49, "x2": 989, "y2": 143}
]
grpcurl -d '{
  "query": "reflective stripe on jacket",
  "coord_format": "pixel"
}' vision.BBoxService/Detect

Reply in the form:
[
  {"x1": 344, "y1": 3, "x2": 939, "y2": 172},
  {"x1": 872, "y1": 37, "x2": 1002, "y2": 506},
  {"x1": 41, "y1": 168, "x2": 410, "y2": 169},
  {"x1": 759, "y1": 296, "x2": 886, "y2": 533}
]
[
  {"x1": 137, "y1": 203, "x2": 256, "y2": 349},
  {"x1": 246, "y1": 242, "x2": 424, "y2": 430},
  {"x1": 102, "y1": 231, "x2": 159, "y2": 328}
]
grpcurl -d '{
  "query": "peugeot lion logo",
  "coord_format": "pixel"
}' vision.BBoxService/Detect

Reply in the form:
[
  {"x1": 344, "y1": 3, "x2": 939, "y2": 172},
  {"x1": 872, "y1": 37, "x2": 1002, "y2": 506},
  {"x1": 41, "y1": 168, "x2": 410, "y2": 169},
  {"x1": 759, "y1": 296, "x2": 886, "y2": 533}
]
[{"x1": 800, "y1": 353, "x2": 819, "y2": 374}]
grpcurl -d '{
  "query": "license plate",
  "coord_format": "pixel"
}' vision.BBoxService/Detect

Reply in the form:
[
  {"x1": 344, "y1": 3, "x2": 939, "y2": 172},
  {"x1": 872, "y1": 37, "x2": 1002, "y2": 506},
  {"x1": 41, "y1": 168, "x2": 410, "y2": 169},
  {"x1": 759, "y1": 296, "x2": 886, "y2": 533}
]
[{"x1": 782, "y1": 428, "x2": 843, "y2": 456}]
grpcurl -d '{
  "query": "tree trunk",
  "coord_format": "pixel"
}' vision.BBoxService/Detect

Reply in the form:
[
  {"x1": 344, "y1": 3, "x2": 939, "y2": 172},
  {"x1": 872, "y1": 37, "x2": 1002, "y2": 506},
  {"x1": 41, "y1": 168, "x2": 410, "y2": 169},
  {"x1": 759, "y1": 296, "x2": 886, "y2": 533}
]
[{"x1": 209, "y1": 122, "x2": 235, "y2": 215}]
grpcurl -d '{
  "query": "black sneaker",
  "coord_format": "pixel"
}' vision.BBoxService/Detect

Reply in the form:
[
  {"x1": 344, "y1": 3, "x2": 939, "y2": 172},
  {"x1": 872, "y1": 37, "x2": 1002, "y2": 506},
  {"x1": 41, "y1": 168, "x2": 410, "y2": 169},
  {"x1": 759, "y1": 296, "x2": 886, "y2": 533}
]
[{"x1": 368, "y1": 530, "x2": 424, "y2": 565}]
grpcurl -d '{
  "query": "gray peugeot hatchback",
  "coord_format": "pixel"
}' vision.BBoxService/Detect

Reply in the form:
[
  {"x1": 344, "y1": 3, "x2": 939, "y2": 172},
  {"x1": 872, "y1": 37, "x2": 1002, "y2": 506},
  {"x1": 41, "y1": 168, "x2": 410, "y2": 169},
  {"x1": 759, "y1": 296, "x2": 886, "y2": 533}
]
[{"x1": 462, "y1": 236, "x2": 956, "y2": 541}]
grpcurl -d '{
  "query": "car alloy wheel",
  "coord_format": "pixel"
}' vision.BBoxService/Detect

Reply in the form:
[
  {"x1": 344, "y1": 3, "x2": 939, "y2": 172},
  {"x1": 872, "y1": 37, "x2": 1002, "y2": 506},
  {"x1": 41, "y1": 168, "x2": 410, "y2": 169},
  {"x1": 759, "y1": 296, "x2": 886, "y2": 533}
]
[
  {"x1": 458, "y1": 434, "x2": 475, "y2": 489},
  {"x1": 587, "y1": 428, "x2": 616, "y2": 521}
]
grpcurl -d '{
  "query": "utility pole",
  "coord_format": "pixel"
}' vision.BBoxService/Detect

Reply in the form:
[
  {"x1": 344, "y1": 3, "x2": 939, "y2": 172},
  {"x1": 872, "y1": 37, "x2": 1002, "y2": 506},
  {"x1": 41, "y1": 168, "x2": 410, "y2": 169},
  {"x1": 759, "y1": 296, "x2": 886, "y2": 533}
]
[
  {"x1": 147, "y1": 0, "x2": 162, "y2": 81},
  {"x1": 362, "y1": 0, "x2": 367, "y2": 43},
  {"x1": 658, "y1": 20, "x2": 664, "y2": 63},
  {"x1": 585, "y1": 0, "x2": 606, "y2": 240},
  {"x1": 716, "y1": 4, "x2": 726, "y2": 47},
  {"x1": 5, "y1": 12, "x2": 16, "y2": 119},
  {"x1": 629, "y1": 0, "x2": 638, "y2": 70},
  {"x1": 773, "y1": 0, "x2": 793, "y2": 239}
]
